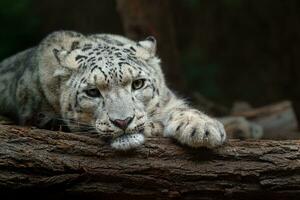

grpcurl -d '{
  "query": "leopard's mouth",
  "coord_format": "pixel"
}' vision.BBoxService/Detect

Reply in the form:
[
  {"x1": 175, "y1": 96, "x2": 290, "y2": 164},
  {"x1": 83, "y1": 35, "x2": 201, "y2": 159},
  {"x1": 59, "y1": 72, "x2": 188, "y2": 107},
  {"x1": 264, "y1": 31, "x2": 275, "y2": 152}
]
[{"x1": 110, "y1": 132, "x2": 145, "y2": 150}]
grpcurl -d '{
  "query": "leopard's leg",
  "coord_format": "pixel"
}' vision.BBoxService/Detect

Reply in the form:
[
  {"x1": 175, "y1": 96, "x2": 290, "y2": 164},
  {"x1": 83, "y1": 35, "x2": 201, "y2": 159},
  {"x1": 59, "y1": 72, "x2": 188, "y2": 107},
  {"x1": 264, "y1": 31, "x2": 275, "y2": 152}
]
[{"x1": 159, "y1": 92, "x2": 226, "y2": 148}]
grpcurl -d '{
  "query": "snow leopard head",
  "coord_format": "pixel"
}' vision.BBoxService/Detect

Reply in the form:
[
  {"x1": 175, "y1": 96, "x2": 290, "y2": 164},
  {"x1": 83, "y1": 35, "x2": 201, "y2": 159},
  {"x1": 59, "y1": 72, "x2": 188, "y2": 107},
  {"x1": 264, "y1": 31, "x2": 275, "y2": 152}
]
[{"x1": 51, "y1": 34, "x2": 164, "y2": 150}]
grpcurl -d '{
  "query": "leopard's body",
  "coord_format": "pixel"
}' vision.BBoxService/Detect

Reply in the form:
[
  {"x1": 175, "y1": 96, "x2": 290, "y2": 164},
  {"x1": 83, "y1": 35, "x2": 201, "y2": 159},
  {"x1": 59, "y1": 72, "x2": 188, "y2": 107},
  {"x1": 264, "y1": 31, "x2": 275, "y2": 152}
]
[{"x1": 0, "y1": 31, "x2": 226, "y2": 150}]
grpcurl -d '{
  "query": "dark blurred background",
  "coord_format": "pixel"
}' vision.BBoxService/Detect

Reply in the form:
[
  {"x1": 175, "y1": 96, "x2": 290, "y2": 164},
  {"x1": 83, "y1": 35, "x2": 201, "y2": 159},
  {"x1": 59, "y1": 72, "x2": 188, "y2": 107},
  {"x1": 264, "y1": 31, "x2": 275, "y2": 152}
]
[{"x1": 1, "y1": 0, "x2": 300, "y2": 119}]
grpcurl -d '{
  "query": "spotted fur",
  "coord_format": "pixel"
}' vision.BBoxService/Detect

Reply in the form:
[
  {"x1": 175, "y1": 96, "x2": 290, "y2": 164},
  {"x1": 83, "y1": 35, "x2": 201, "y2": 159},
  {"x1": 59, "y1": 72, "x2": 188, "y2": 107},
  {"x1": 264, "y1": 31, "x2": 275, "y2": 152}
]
[{"x1": 0, "y1": 31, "x2": 226, "y2": 150}]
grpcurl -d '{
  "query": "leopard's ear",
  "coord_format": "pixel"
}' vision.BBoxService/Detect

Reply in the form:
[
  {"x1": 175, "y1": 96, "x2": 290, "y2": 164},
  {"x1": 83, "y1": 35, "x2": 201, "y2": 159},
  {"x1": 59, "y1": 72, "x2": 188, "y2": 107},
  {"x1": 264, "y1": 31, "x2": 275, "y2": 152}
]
[
  {"x1": 52, "y1": 48, "x2": 86, "y2": 77},
  {"x1": 53, "y1": 48, "x2": 85, "y2": 70},
  {"x1": 136, "y1": 36, "x2": 157, "y2": 59}
]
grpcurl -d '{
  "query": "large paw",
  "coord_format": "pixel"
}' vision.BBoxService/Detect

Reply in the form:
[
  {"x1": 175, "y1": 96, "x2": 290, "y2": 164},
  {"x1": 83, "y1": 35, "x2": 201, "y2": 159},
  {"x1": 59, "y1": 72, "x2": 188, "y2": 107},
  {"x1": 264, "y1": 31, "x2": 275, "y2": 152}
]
[{"x1": 164, "y1": 109, "x2": 226, "y2": 148}]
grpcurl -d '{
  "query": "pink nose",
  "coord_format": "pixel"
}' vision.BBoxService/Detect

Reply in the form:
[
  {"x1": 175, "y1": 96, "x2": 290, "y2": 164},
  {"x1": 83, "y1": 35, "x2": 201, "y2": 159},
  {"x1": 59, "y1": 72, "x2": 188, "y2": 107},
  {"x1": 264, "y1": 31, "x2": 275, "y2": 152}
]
[{"x1": 110, "y1": 117, "x2": 133, "y2": 130}]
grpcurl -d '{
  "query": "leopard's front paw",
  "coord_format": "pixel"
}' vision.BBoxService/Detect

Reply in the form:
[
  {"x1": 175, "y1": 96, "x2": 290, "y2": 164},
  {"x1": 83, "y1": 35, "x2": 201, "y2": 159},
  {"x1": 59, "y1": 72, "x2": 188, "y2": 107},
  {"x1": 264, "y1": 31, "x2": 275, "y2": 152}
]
[{"x1": 164, "y1": 109, "x2": 226, "y2": 148}]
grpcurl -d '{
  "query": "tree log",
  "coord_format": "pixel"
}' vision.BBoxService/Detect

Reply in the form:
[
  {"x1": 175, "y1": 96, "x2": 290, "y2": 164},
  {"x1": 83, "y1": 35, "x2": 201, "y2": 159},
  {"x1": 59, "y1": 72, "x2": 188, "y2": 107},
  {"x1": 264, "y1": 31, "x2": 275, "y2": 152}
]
[{"x1": 0, "y1": 125, "x2": 300, "y2": 200}]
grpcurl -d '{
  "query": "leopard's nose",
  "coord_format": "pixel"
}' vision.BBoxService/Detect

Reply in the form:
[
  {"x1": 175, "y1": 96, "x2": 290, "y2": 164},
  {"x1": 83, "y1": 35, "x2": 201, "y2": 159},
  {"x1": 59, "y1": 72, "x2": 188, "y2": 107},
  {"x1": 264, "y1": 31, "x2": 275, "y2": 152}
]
[{"x1": 109, "y1": 116, "x2": 134, "y2": 130}]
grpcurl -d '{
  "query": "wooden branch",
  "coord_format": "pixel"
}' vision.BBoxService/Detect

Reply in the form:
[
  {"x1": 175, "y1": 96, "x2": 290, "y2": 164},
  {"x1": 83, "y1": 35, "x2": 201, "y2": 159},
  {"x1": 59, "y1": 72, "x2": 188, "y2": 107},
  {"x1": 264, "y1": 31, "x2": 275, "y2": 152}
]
[{"x1": 0, "y1": 125, "x2": 300, "y2": 199}]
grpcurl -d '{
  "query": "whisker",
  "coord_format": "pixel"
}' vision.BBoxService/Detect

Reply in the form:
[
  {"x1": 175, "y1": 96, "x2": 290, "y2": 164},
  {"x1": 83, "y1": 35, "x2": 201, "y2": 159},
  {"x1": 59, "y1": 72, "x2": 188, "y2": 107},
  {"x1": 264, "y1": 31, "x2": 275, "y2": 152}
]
[
  {"x1": 59, "y1": 124, "x2": 94, "y2": 128},
  {"x1": 58, "y1": 124, "x2": 94, "y2": 128},
  {"x1": 51, "y1": 117, "x2": 94, "y2": 127}
]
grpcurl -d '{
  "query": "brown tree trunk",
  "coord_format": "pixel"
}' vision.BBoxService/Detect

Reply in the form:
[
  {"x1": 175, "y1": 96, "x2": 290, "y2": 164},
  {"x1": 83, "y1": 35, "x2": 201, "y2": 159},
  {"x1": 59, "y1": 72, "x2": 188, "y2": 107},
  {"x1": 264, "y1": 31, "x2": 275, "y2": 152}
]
[
  {"x1": 0, "y1": 125, "x2": 300, "y2": 199},
  {"x1": 116, "y1": 0, "x2": 186, "y2": 92}
]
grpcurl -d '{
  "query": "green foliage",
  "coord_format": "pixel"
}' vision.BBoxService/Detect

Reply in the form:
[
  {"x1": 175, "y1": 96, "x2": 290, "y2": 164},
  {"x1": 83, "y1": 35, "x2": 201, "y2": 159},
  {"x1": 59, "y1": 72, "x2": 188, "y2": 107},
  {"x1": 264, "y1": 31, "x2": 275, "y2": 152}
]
[{"x1": 0, "y1": 0, "x2": 39, "y2": 60}]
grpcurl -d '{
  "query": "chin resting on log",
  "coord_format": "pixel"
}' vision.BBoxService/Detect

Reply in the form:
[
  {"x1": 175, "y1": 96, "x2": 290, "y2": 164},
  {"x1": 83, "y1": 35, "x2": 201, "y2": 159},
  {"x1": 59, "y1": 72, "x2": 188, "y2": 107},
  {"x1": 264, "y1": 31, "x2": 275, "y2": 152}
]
[{"x1": 0, "y1": 124, "x2": 300, "y2": 200}]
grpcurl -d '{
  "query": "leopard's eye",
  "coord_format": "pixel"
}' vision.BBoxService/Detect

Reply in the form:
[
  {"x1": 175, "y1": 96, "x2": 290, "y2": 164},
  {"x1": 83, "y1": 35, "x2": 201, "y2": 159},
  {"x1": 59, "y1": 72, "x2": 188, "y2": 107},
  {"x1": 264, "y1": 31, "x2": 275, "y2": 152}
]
[
  {"x1": 132, "y1": 79, "x2": 146, "y2": 90},
  {"x1": 84, "y1": 88, "x2": 101, "y2": 98}
]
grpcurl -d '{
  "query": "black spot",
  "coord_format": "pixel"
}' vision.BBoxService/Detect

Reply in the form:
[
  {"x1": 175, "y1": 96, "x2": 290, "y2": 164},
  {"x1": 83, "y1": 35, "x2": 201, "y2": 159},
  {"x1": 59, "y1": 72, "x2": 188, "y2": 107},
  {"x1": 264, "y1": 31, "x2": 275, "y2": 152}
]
[
  {"x1": 156, "y1": 89, "x2": 160, "y2": 96},
  {"x1": 87, "y1": 57, "x2": 96, "y2": 62},
  {"x1": 91, "y1": 65, "x2": 98, "y2": 72},
  {"x1": 191, "y1": 129, "x2": 197, "y2": 137},
  {"x1": 150, "y1": 122, "x2": 155, "y2": 129},
  {"x1": 71, "y1": 41, "x2": 79, "y2": 50},
  {"x1": 118, "y1": 62, "x2": 129, "y2": 67},
  {"x1": 205, "y1": 130, "x2": 210, "y2": 137},
  {"x1": 82, "y1": 44, "x2": 92, "y2": 51},
  {"x1": 82, "y1": 47, "x2": 92, "y2": 51},
  {"x1": 75, "y1": 55, "x2": 87, "y2": 61},
  {"x1": 79, "y1": 77, "x2": 86, "y2": 84},
  {"x1": 115, "y1": 52, "x2": 122, "y2": 57},
  {"x1": 221, "y1": 132, "x2": 224, "y2": 138},
  {"x1": 94, "y1": 75, "x2": 98, "y2": 82},
  {"x1": 130, "y1": 46, "x2": 136, "y2": 52},
  {"x1": 176, "y1": 123, "x2": 182, "y2": 132},
  {"x1": 123, "y1": 49, "x2": 131, "y2": 53},
  {"x1": 53, "y1": 49, "x2": 61, "y2": 63},
  {"x1": 74, "y1": 91, "x2": 79, "y2": 108}
]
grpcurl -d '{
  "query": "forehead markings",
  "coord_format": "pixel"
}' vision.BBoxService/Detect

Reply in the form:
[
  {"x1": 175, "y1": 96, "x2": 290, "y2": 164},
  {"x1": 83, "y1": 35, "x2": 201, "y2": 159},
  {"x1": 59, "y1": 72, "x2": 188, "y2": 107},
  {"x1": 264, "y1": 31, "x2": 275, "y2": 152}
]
[
  {"x1": 97, "y1": 67, "x2": 108, "y2": 81},
  {"x1": 75, "y1": 55, "x2": 87, "y2": 69},
  {"x1": 118, "y1": 61, "x2": 130, "y2": 67},
  {"x1": 82, "y1": 43, "x2": 93, "y2": 51},
  {"x1": 79, "y1": 76, "x2": 87, "y2": 85},
  {"x1": 78, "y1": 42, "x2": 154, "y2": 86},
  {"x1": 87, "y1": 56, "x2": 96, "y2": 63},
  {"x1": 75, "y1": 55, "x2": 87, "y2": 61}
]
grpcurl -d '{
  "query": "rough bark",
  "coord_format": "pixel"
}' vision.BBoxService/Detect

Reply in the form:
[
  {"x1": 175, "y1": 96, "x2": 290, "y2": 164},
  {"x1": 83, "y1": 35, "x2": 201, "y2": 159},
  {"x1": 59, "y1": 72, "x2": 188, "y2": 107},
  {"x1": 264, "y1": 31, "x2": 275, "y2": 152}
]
[
  {"x1": 0, "y1": 125, "x2": 300, "y2": 199},
  {"x1": 116, "y1": 0, "x2": 186, "y2": 92}
]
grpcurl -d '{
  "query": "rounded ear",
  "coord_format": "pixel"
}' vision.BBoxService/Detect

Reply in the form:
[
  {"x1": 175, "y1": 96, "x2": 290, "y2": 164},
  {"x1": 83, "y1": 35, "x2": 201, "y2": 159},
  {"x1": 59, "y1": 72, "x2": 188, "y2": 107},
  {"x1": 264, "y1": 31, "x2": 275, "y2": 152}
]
[
  {"x1": 53, "y1": 48, "x2": 84, "y2": 70},
  {"x1": 137, "y1": 36, "x2": 157, "y2": 57},
  {"x1": 53, "y1": 48, "x2": 68, "y2": 65},
  {"x1": 52, "y1": 48, "x2": 86, "y2": 77}
]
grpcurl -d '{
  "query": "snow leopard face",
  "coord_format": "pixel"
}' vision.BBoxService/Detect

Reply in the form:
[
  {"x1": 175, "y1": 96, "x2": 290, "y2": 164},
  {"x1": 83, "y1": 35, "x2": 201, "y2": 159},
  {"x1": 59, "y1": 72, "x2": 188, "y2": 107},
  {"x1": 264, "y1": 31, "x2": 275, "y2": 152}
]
[{"x1": 53, "y1": 35, "x2": 163, "y2": 150}]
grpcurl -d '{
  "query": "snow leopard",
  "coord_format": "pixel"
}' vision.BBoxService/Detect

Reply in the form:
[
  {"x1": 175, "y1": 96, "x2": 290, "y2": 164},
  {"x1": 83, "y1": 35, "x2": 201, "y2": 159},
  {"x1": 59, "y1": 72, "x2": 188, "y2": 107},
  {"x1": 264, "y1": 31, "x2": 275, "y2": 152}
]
[{"x1": 0, "y1": 31, "x2": 226, "y2": 150}]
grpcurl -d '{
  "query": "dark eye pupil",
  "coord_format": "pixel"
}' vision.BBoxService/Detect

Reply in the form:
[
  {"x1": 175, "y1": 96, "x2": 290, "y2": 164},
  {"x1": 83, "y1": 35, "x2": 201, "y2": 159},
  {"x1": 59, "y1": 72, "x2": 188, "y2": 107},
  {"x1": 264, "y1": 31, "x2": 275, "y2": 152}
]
[
  {"x1": 132, "y1": 79, "x2": 145, "y2": 90},
  {"x1": 85, "y1": 89, "x2": 101, "y2": 97}
]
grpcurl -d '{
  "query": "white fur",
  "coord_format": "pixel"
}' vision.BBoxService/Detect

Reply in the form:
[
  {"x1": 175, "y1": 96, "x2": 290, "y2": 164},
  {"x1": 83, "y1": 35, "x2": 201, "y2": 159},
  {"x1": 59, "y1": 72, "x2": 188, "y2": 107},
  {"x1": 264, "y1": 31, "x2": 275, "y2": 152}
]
[
  {"x1": 111, "y1": 133, "x2": 145, "y2": 150},
  {"x1": 0, "y1": 31, "x2": 227, "y2": 151}
]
